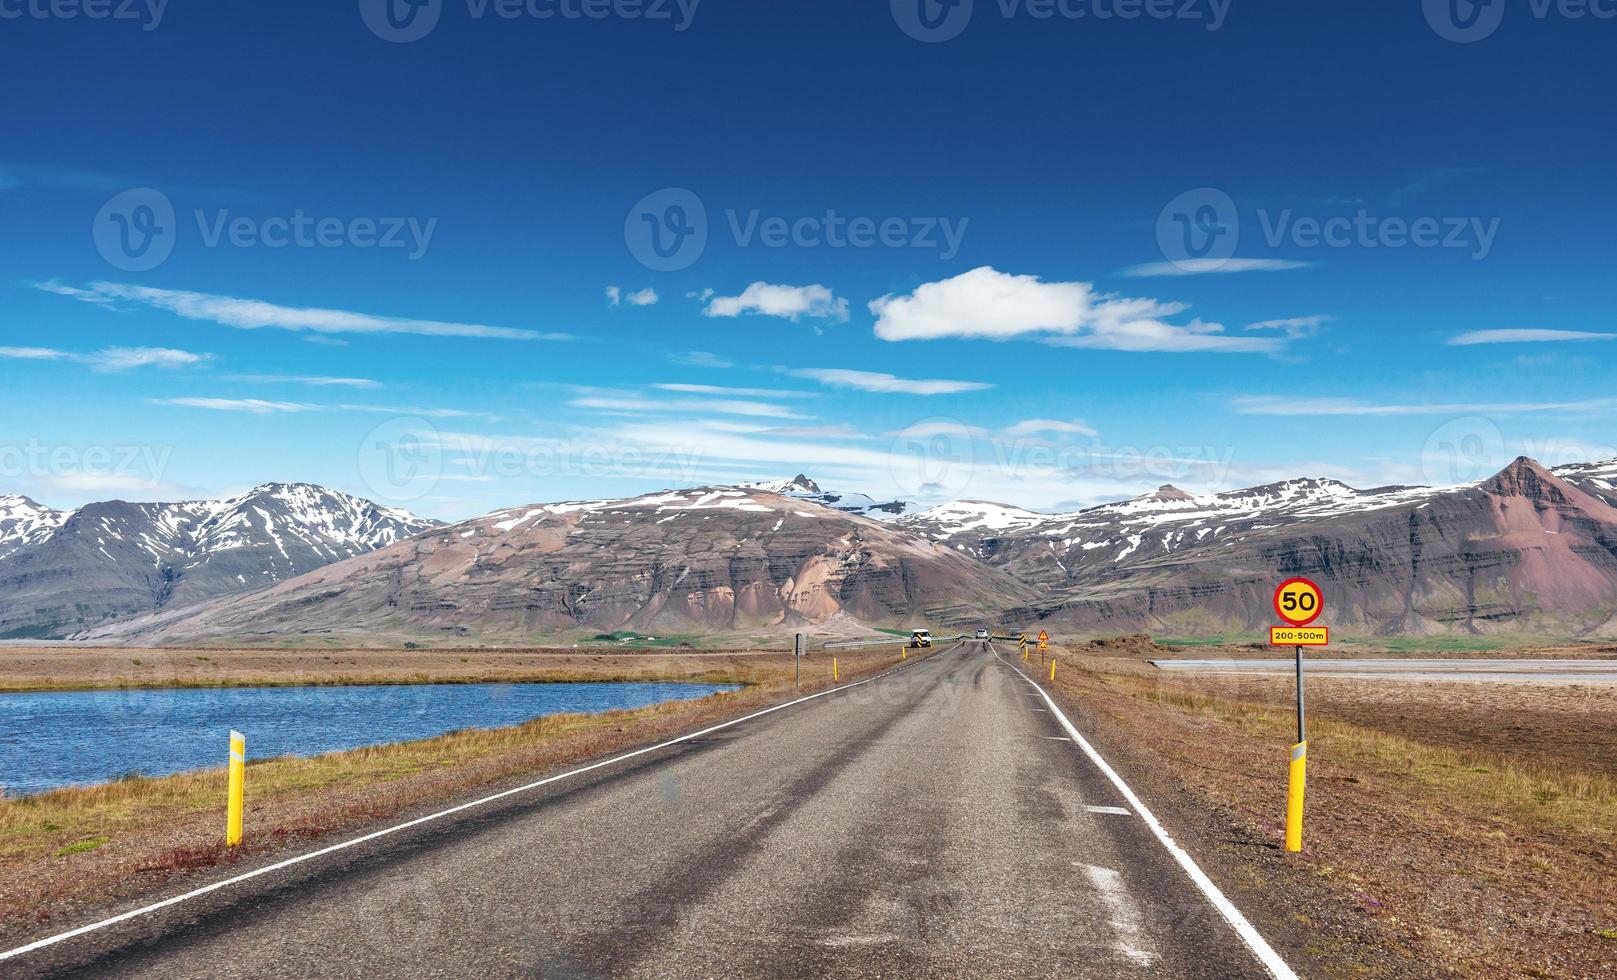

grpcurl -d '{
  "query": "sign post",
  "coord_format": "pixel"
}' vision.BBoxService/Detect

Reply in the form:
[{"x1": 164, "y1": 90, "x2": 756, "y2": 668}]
[{"x1": 1271, "y1": 577, "x2": 1325, "y2": 853}]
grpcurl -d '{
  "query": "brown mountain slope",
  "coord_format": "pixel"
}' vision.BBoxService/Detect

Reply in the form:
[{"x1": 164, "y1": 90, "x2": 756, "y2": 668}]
[
  {"x1": 86, "y1": 487, "x2": 1037, "y2": 645},
  {"x1": 1029, "y1": 458, "x2": 1617, "y2": 636}
]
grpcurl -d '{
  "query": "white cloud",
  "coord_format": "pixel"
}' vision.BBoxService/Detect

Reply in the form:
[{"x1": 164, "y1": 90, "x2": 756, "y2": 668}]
[
  {"x1": 226, "y1": 374, "x2": 383, "y2": 389},
  {"x1": 1447, "y1": 329, "x2": 1617, "y2": 346},
  {"x1": 150, "y1": 398, "x2": 494, "y2": 419},
  {"x1": 1247, "y1": 315, "x2": 1332, "y2": 339},
  {"x1": 606, "y1": 286, "x2": 659, "y2": 307},
  {"x1": 890, "y1": 420, "x2": 991, "y2": 439},
  {"x1": 82, "y1": 347, "x2": 208, "y2": 371},
  {"x1": 0, "y1": 346, "x2": 70, "y2": 361},
  {"x1": 704, "y1": 282, "x2": 849, "y2": 322},
  {"x1": 1120, "y1": 258, "x2": 1313, "y2": 277},
  {"x1": 869, "y1": 266, "x2": 1282, "y2": 354},
  {"x1": 569, "y1": 394, "x2": 810, "y2": 419},
  {"x1": 151, "y1": 398, "x2": 315, "y2": 414},
  {"x1": 38, "y1": 281, "x2": 569, "y2": 342},
  {"x1": 671, "y1": 351, "x2": 732, "y2": 369},
  {"x1": 1233, "y1": 395, "x2": 1617, "y2": 417},
  {"x1": 2, "y1": 345, "x2": 208, "y2": 371},
  {"x1": 1004, "y1": 419, "x2": 1099, "y2": 438},
  {"x1": 653, "y1": 383, "x2": 815, "y2": 399},
  {"x1": 787, "y1": 368, "x2": 993, "y2": 396}
]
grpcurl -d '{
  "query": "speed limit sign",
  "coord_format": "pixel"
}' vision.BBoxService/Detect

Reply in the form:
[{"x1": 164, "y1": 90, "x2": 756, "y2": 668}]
[{"x1": 1273, "y1": 578, "x2": 1324, "y2": 627}]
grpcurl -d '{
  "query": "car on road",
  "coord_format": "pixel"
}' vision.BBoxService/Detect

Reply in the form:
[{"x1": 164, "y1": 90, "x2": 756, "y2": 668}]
[
  {"x1": 908, "y1": 629, "x2": 933, "y2": 649},
  {"x1": 975, "y1": 628, "x2": 989, "y2": 639}
]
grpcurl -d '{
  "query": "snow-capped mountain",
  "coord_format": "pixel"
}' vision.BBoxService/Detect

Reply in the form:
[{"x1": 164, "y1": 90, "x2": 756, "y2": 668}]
[
  {"x1": 741, "y1": 474, "x2": 914, "y2": 520},
  {"x1": 85, "y1": 484, "x2": 1035, "y2": 646},
  {"x1": 0, "y1": 495, "x2": 69, "y2": 562},
  {"x1": 0, "y1": 483, "x2": 437, "y2": 638}
]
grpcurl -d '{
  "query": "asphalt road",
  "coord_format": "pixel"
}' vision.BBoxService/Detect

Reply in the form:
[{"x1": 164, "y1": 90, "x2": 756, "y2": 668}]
[{"x1": 16, "y1": 642, "x2": 1280, "y2": 978}]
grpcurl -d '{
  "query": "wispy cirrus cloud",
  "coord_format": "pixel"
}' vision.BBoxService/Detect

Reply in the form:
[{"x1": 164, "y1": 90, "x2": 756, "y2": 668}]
[
  {"x1": 1446, "y1": 329, "x2": 1617, "y2": 346},
  {"x1": 1247, "y1": 315, "x2": 1332, "y2": 339},
  {"x1": 703, "y1": 282, "x2": 849, "y2": 322},
  {"x1": 224, "y1": 374, "x2": 383, "y2": 388},
  {"x1": 869, "y1": 266, "x2": 1285, "y2": 354},
  {"x1": 1003, "y1": 418, "x2": 1099, "y2": 438},
  {"x1": 1, "y1": 345, "x2": 208, "y2": 371},
  {"x1": 670, "y1": 350, "x2": 732, "y2": 369},
  {"x1": 36, "y1": 281, "x2": 570, "y2": 342},
  {"x1": 151, "y1": 398, "x2": 497, "y2": 419},
  {"x1": 1233, "y1": 395, "x2": 1617, "y2": 416},
  {"x1": 151, "y1": 397, "x2": 314, "y2": 414},
  {"x1": 1119, "y1": 258, "x2": 1314, "y2": 277},
  {"x1": 787, "y1": 368, "x2": 992, "y2": 396},
  {"x1": 569, "y1": 393, "x2": 811, "y2": 419},
  {"x1": 653, "y1": 383, "x2": 816, "y2": 399}
]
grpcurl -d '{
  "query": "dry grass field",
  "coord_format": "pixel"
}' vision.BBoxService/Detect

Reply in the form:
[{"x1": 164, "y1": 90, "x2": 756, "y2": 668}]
[{"x1": 1023, "y1": 640, "x2": 1617, "y2": 978}]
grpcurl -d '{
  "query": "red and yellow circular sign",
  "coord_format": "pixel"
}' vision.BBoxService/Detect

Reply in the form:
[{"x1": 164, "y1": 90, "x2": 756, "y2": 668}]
[{"x1": 1273, "y1": 578, "x2": 1324, "y2": 627}]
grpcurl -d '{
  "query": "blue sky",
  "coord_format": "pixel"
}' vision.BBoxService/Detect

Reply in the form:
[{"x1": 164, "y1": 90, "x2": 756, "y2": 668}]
[{"x1": 3, "y1": 0, "x2": 1616, "y2": 519}]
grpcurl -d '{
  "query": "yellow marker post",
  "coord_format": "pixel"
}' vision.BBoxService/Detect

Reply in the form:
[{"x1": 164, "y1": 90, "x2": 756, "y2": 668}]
[
  {"x1": 833, "y1": 657, "x2": 839, "y2": 683},
  {"x1": 1049, "y1": 660, "x2": 1056, "y2": 682},
  {"x1": 226, "y1": 730, "x2": 246, "y2": 847},
  {"x1": 1286, "y1": 740, "x2": 1306, "y2": 852}
]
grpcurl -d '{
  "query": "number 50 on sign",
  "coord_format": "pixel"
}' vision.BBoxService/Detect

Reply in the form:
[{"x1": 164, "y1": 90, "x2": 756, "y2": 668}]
[{"x1": 1273, "y1": 578, "x2": 1324, "y2": 627}]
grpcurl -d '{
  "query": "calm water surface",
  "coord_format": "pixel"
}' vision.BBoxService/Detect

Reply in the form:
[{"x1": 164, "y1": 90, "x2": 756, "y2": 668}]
[{"x1": 0, "y1": 681, "x2": 739, "y2": 796}]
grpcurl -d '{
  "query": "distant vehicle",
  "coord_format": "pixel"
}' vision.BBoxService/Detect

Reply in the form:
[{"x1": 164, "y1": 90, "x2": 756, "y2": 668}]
[
  {"x1": 975, "y1": 628, "x2": 990, "y2": 639},
  {"x1": 908, "y1": 629, "x2": 933, "y2": 649}
]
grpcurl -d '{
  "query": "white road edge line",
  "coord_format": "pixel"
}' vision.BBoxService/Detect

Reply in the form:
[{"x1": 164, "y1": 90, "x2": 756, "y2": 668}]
[
  {"x1": 0, "y1": 644, "x2": 959, "y2": 965},
  {"x1": 993, "y1": 646, "x2": 1298, "y2": 980}
]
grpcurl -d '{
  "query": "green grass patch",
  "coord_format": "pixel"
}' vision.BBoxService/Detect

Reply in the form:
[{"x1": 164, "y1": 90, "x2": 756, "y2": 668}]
[{"x1": 55, "y1": 836, "x2": 110, "y2": 857}]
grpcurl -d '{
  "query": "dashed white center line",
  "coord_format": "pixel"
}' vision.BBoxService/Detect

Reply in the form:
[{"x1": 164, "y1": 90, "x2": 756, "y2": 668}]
[{"x1": 1087, "y1": 805, "x2": 1132, "y2": 816}]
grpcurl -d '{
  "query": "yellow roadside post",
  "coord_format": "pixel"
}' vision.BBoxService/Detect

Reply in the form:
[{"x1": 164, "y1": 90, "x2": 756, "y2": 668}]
[
  {"x1": 1271, "y1": 577, "x2": 1327, "y2": 854},
  {"x1": 1286, "y1": 741, "x2": 1306, "y2": 852},
  {"x1": 1049, "y1": 659, "x2": 1056, "y2": 682},
  {"x1": 226, "y1": 730, "x2": 246, "y2": 847},
  {"x1": 833, "y1": 657, "x2": 839, "y2": 683}
]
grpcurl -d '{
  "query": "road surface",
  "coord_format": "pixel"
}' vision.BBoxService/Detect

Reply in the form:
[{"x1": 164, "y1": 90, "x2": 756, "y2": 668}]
[{"x1": 13, "y1": 642, "x2": 1285, "y2": 978}]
